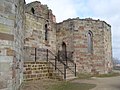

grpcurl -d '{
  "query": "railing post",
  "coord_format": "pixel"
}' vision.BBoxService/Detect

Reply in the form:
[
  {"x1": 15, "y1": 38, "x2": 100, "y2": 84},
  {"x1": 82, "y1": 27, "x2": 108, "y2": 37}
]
[
  {"x1": 64, "y1": 65, "x2": 66, "y2": 79},
  {"x1": 55, "y1": 56, "x2": 57, "y2": 70},
  {"x1": 35, "y1": 48, "x2": 37, "y2": 62},
  {"x1": 75, "y1": 63, "x2": 76, "y2": 76},
  {"x1": 46, "y1": 49, "x2": 48, "y2": 62},
  {"x1": 65, "y1": 50, "x2": 67, "y2": 67},
  {"x1": 58, "y1": 50, "x2": 60, "y2": 62}
]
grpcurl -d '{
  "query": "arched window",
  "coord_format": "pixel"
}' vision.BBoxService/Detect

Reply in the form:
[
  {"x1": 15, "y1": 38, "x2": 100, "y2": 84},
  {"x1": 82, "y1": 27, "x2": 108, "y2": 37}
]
[
  {"x1": 31, "y1": 7, "x2": 35, "y2": 14},
  {"x1": 45, "y1": 24, "x2": 48, "y2": 40},
  {"x1": 87, "y1": 30, "x2": 93, "y2": 53},
  {"x1": 62, "y1": 42, "x2": 67, "y2": 61},
  {"x1": 62, "y1": 42, "x2": 66, "y2": 52}
]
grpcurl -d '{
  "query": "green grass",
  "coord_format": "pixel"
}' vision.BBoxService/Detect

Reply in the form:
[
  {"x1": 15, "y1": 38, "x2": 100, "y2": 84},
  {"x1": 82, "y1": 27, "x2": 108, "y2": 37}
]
[
  {"x1": 94, "y1": 72, "x2": 120, "y2": 78},
  {"x1": 77, "y1": 72, "x2": 120, "y2": 79},
  {"x1": 48, "y1": 82, "x2": 96, "y2": 90},
  {"x1": 77, "y1": 73, "x2": 92, "y2": 79}
]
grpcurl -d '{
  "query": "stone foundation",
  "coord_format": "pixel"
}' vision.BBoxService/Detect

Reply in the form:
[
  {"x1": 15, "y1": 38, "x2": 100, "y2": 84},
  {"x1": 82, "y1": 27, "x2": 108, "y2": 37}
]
[{"x1": 23, "y1": 61, "x2": 51, "y2": 81}]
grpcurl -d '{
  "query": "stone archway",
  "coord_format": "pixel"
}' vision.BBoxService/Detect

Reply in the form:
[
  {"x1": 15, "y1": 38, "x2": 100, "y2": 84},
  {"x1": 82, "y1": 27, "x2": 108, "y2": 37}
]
[{"x1": 61, "y1": 42, "x2": 67, "y2": 61}]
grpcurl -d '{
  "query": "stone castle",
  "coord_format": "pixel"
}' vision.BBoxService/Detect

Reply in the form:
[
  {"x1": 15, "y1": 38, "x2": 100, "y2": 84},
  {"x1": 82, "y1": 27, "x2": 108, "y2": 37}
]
[{"x1": 0, "y1": 0, "x2": 113, "y2": 90}]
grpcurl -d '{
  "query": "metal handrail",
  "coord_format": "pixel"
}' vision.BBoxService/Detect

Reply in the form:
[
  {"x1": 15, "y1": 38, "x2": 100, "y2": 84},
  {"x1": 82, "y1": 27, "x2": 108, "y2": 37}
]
[
  {"x1": 57, "y1": 50, "x2": 67, "y2": 79},
  {"x1": 49, "y1": 60, "x2": 64, "y2": 75},
  {"x1": 46, "y1": 49, "x2": 66, "y2": 79},
  {"x1": 66, "y1": 56, "x2": 77, "y2": 76},
  {"x1": 58, "y1": 51, "x2": 76, "y2": 77},
  {"x1": 24, "y1": 46, "x2": 76, "y2": 79}
]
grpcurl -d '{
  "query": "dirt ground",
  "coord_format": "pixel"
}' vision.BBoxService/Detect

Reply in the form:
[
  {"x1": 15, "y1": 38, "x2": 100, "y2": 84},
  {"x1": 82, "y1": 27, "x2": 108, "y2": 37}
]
[
  {"x1": 19, "y1": 79, "x2": 61, "y2": 90},
  {"x1": 20, "y1": 76, "x2": 120, "y2": 90},
  {"x1": 73, "y1": 76, "x2": 120, "y2": 90}
]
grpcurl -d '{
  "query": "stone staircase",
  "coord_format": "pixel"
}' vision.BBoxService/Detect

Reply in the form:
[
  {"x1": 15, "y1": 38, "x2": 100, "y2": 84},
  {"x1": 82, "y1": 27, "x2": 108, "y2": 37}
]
[
  {"x1": 66, "y1": 63, "x2": 77, "y2": 80},
  {"x1": 24, "y1": 46, "x2": 77, "y2": 81},
  {"x1": 48, "y1": 59, "x2": 77, "y2": 80}
]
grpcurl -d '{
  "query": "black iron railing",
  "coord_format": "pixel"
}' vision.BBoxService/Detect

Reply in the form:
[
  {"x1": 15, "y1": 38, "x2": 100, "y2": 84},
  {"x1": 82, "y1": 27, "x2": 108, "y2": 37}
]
[
  {"x1": 58, "y1": 50, "x2": 77, "y2": 77},
  {"x1": 58, "y1": 50, "x2": 67, "y2": 79},
  {"x1": 67, "y1": 57, "x2": 77, "y2": 77},
  {"x1": 45, "y1": 50, "x2": 64, "y2": 76},
  {"x1": 24, "y1": 46, "x2": 76, "y2": 79}
]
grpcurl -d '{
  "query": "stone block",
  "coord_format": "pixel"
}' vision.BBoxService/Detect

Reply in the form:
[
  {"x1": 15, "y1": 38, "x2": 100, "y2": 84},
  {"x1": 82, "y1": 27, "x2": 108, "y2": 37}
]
[
  {"x1": 4, "y1": 2, "x2": 12, "y2": 14},
  {"x1": 6, "y1": 48, "x2": 14, "y2": 56},
  {"x1": 0, "y1": 23, "x2": 13, "y2": 34},
  {"x1": 0, "y1": 4, "x2": 4, "y2": 13},
  {"x1": 4, "y1": 0, "x2": 14, "y2": 3},
  {"x1": 0, "y1": 62, "x2": 10, "y2": 72},
  {"x1": 0, "y1": 48, "x2": 6, "y2": 56},
  {"x1": 0, "y1": 32, "x2": 14, "y2": 41},
  {"x1": 0, "y1": 80, "x2": 7, "y2": 89}
]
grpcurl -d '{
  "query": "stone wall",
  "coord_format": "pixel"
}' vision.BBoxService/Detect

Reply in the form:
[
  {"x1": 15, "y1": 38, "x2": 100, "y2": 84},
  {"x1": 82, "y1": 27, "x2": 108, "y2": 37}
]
[
  {"x1": 23, "y1": 61, "x2": 63, "y2": 81},
  {"x1": 103, "y1": 23, "x2": 113, "y2": 73},
  {"x1": 23, "y1": 61, "x2": 50, "y2": 81},
  {"x1": 56, "y1": 22, "x2": 74, "y2": 52},
  {"x1": 0, "y1": 0, "x2": 113, "y2": 89},
  {"x1": 25, "y1": 1, "x2": 56, "y2": 23},
  {"x1": 24, "y1": 1, "x2": 112, "y2": 75},
  {"x1": 0, "y1": 0, "x2": 25, "y2": 90},
  {"x1": 56, "y1": 18, "x2": 112, "y2": 74},
  {"x1": 24, "y1": 2, "x2": 57, "y2": 58}
]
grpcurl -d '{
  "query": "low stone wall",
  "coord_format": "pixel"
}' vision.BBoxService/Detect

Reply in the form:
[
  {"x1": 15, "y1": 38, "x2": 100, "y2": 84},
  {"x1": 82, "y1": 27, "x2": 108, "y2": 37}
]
[{"x1": 23, "y1": 61, "x2": 51, "y2": 81}]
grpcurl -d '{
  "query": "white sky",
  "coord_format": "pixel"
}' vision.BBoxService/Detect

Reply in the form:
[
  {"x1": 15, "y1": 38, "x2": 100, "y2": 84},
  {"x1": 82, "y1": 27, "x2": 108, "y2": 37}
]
[{"x1": 26, "y1": 0, "x2": 120, "y2": 60}]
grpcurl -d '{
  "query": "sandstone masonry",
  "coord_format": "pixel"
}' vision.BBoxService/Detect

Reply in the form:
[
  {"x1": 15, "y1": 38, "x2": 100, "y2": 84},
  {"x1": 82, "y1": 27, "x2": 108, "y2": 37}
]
[
  {"x1": 0, "y1": 1, "x2": 113, "y2": 90},
  {"x1": 0, "y1": 0, "x2": 25, "y2": 90}
]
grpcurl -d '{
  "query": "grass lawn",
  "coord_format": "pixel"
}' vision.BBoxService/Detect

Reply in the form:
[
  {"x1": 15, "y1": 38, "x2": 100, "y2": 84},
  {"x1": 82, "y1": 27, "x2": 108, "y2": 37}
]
[
  {"x1": 94, "y1": 72, "x2": 120, "y2": 78},
  {"x1": 77, "y1": 72, "x2": 120, "y2": 79},
  {"x1": 48, "y1": 82, "x2": 96, "y2": 90}
]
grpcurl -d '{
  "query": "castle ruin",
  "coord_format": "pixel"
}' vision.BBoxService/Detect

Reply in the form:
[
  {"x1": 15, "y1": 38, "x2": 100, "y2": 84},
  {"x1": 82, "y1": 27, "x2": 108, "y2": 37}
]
[{"x1": 0, "y1": 0, "x2": 112, "y2": 90}]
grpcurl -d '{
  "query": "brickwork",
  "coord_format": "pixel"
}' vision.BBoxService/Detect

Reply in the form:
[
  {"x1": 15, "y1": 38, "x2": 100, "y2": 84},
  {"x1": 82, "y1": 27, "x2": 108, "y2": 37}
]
[
  {"x1": 0, "y1": 1, "x2": 113, "y2": 90},
  {"x1": 23, "y1": 61, "x2": 50, "y2": 81},
  {"x1": 103, "y1": 23, "x2": 113, "y2": 73},
  {"x1": 24, "y1": 2, "x2": 56, "y2": 55},
  {"x1": 0, "y1": 0, "x2": 25, "y2": 90},
  {"x1": 56, "y1": 18, "x2": 112, "y2": 74},
  {"x1": 25, "y1": 1, "x2": 56, "y2": 23},
  {"x1": 23, "y1": 61, "x2": 64, "y2": 81}
]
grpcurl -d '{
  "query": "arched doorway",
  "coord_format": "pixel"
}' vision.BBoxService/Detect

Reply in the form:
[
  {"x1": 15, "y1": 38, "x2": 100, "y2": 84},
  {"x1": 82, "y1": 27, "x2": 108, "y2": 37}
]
[{"x1": 62, "y1": 42, "x2": 67, "y2": 61}]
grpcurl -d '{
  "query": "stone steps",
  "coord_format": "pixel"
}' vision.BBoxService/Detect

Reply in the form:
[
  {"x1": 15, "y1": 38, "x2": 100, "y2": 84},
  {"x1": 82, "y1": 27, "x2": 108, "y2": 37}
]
[{"x1": 48, "y1": 60, "x2": 76, "y2": 80}]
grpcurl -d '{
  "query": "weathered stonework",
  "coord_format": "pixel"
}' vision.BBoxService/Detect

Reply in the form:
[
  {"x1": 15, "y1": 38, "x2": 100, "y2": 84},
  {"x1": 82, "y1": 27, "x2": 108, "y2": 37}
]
[
  {"x1": 0, "y1": 0, "x2": 113, "y2": 90},
  {"x1": 24, "y1": 1, "x2": 56, "y2": 54},
  {"x1": 23, "y1": 61, "x2": 50, "y2": 81},
  {"x1": 23, "y1": 61, "x2": 64, "y2": 81},
  {"x1": 0, "y1": 0, "x2": 25, "y2": 90},
  {"x1": 56, "y1": 18, "x2": 112, "y2": 74}
]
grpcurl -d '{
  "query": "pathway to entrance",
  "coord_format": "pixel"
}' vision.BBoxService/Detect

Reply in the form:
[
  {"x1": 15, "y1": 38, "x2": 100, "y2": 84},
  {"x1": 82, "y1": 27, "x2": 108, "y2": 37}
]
[
  {"x1": 20, "y1": 76, "x2": 120, "y2": 90},
  {"x1": 73, "y1": 76, "x2": 120, "y2": 90}
]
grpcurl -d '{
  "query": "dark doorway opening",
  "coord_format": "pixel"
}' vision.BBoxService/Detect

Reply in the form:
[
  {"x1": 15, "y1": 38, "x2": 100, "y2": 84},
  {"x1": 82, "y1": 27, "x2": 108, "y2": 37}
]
[{"x1": 31, "y1": 7, "x2": 35, "y2": 14}]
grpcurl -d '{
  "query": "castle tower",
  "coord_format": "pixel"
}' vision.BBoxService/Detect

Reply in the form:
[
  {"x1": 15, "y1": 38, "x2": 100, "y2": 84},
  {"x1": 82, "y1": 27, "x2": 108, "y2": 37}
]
[{"x1": 0, "y1": 0, "x2": 25, "y2": 90}]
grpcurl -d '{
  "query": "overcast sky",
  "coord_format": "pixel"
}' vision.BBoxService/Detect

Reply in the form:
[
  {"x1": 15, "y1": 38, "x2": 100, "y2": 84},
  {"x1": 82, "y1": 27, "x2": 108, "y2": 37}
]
[{"x1": 26, "y1": 0, "x2": 120, "y2": 60}]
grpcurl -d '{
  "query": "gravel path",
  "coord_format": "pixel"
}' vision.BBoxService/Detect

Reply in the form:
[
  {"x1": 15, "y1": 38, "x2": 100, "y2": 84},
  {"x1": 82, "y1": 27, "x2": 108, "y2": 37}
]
[
  {"x1": 20, "y1": 76, "x2": 120, "y2": 90},
  {"x1": 72, "y1": 76, "x2": 120, "y2": 90}
]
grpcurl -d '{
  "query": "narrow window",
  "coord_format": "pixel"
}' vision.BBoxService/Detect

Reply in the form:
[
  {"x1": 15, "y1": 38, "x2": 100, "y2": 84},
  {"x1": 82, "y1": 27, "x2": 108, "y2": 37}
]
[
  {"x1": 62, "y1": 42, "x2": 67, "y2": 61},
  {"x1": 87, "y1": 30, "x2": 93, "y2": 53},
  {"x1": 62, "y1": 42, "x2": 66, "y2": 53},
  {"x1": 45, "y1": 24, "x2": 48, "y2": 40},
  {"x1": 31, "y1": 7, "x2": 35, "y2": 14}
]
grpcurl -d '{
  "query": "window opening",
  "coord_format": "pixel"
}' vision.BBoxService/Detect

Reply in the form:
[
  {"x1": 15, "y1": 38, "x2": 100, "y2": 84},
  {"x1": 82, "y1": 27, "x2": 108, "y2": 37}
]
[
  {"x1": 31, "y1": 7, "x2": 35, "y2": 14},
  {"x1": 87, "y1": 30, "x2": 93, "y2": 53},
  {"x1": 45, "y1": 24, "x2": 48, "y2": 40}
]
